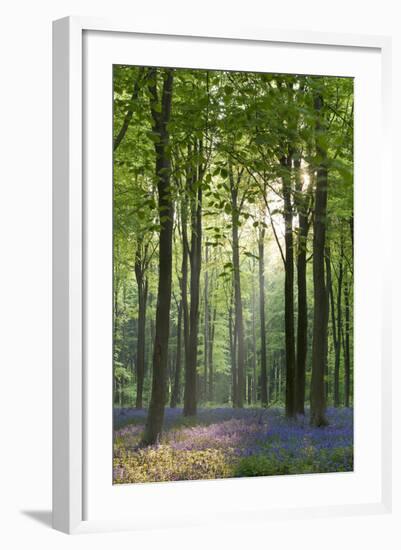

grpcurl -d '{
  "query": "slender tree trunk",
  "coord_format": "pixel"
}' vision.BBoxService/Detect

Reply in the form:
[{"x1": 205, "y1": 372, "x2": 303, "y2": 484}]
[
  {"x1": 230, "y1": 166, "x2": 245, "y2": 408},
  {"x1": 324, "y1": 245, "x2": 330, "y2": 401},
  {"x1": 281, "y1": 156, "x2": 296, "y2": 417},
  {"x1": 295, "y1": 203, "x2": 309, "y2": 415},
  {"x1": 135, "y1": 279, "x2": 148, "y2": 408},
  {"x1": 258, "y1": 226, "x2": 268, "y2": 406},
  {"x1": 344, "y1": 272, "x2": 351, "y2": 407},
  {"x1": 251, "y1": 262, "x2": 257, "y2": 404},
  {"x1": 335, "y1": 241, "x2": 344, "y2": 406},
  {"x1": 349, "y1": 214, "x2": 354, "y2": 252},
  {"x1": 310, "y1": 90, "x2": 329, "y2": 427},
  {"x1": 183, "y1": 146, "x2": 203, "y2": 416},
  {"x1": 134, "y1": 248, "x2": 148, "y2": 409},
  {"x1": 170, "y1": 300, "x2": 182, "y2": 408},
  {"x1": 149, "y1": 315, "x2": 155, "y2": 381},
  {"x1": 113, "y1": 274, "x2": 120, "y2": 347},
  {"x1": 278, "y1": 351, "x2": 283, "y2": 402},
  {"x1": 229, "y1": 301, "x2": 238, "y2": 406},
  {"x1": 142, "y1": 69, "x2": 174, "y2": 445},
  {"x1": 181, "y1": 198, "x2": 190, "y2": 389},
  {"x1": 326, "y1": 249, "x2": 335, "y2": 407},
  {"x1": 208, "y1": 306, "x2": 216, "y2": 402},
  {"x1": 204, "y1": 244, "x2": 209, "y2": 399},
  {"x1": 232, "y1": 209, "x2": 245, "y2": 407},
  {"x1": 113, "y1": 273, "x2": 121, "y2": 405}
]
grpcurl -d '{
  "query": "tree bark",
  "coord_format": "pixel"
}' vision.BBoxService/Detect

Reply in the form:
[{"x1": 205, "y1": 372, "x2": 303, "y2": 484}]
[
  {"x1": 349, "y1": 214, "x2": 354, "y2": 252},
  {"x1": 281, "y1": 155, "x2": 296, "y2": 418},
  {"x1": 344, "y1": 272, "x2": 351, "y2": 407},
  {"x1": 204, "y1": 244, "x2": 209, "y2": 399},
  {"x1": 170, "y1": 300, "x2": 182, "y2": 408},
  {"x1": 183, "y1": 142, "x2": 203, "y2": 416},
  {"x1": 113, "y1": 271, "x2": 120, "y2": 358},
  {"x1": 134, "y1": 247, "x2": 148, "y2": 409},
  {"x1": 149, "y1": 315, "x2": 155, "y2": 377},
  {"x1": 229, "y1": 300, "x2": 238, "y2": 406},
  {"x1": 326, "y1": 249, "x2": 335, "y2": 407},
  {"x1": 324, "y1": 246, "x2": 330, "y2": 401},
  {"x1": 295, "y1": 193, "x2": 309, "y2": 415},
  {"x1": 142, "y1": 69, "x2": 174, "y2": 445},
  {"x1": 208, "y1": 306, "x2": 217, "y2": 402},
  {"x1": 258, "y1": 226, "x2": 268, "y2": 406},
  {"x1": 251, "y1": 262, "x2": 257, "y2": 405},
  {"x1": 310, "y1": 90, "x2": 329, "y2": 427},
  {"x1": 229, "y1": 166, "x2": 245, "y2": 408},
  {"x1": 278, "y1": 350, "x2": 283, "y2": 402},
  {"x1": 181, "y1": 197, "x2": 190, "y2": 396},
  {"x1": 334, "y1": 240, "x2": 343, "y2": 407}
]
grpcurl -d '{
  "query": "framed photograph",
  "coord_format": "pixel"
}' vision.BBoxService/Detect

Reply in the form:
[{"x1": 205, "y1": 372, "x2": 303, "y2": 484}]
[{"x1": 52, "y1": 16, "x2": 392, "y2": 534}]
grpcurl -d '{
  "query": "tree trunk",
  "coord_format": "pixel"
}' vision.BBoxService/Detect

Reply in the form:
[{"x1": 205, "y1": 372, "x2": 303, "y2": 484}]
[
  {"x1": 208, "y1": 306, "x2": 216, "y2": 402},
  {"x1": 229, "y1": 301, "x2": 238, "y2": 406},
  {"x1": 278, "y1": 351, "x2": 283, "y2": 402},
  {"x1": 134, "y1": 249, "x2": 148, "y2": 409},
  {"x1": 251, "y1": 261, "x2": 257, "y2": 404},
  {"x1": 181, "y1": 198, "x2": 190, "y2": 395},
  {"x1": 230, "y1": 166, "x2": 245, "y2": 408},
  {"x1": 113, "y1": 272, "x2": 120, "y2": 348},
  {"x1": 344, "y1": 272, "x2": 351, "y2": 407},
  {"x1": 149, "y1": 315, "x2": 155, "y2": 380},
  {"x1": 142, "y1": 69, "x2": 174, "y2": 445},
  {"x1": 183, "y1": 144, "x2": 203, "y2": 416},
  {"x1": 204, "y1": 244, "x2": 209, "y2": 399},
  {"x1": 324, "y1": 246, "x2": 330, "y2": 401},
  {"x1": 349, "y1": 214, "x2": 354, "y2": 252},
  {"x1": 310, "y1": 90, "x2": 329, "y2": 427},
  {"x1": 170, "y1": 300, "x2": 182, "y2": 408},
  {"x1": 281, "y1": 156, "x2": 296, "y2": 418},
  {"x1": 295, "y1": 201, "x2": 309, "y2": 415},
  {"x1": 258, "y1": 226, "x2": 268, "y2": 406},
  {"x1": 334, "y1": 241, "x2": 343, "y2": 407},
  {"x1": 325, "y1": 249, "x2": 335, "y2": 407}
]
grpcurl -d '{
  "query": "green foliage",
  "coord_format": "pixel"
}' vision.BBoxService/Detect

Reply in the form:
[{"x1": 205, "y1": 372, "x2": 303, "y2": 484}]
[
  {"x1": 235, "y1": 454, "x2": 292, "y2": 476},
  {"x1": 234, "y1": 446, "x2": 353, "y2": 477},
  {"x1": 113, "y1": 64, "x2": 354, "y2": 410}
]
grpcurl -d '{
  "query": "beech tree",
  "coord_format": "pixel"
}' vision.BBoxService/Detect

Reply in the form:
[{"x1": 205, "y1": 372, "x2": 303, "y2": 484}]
[
  {"x1": 142, "y1": 68, "x2": 175, "y2": 445},
  {"x1": 310, "y1": 87, "x2": 329, "y2": 427}
]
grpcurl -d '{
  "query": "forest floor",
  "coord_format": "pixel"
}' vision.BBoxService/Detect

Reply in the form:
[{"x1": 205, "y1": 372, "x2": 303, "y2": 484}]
[{"x1": 113, "y1": 407, "x2": 353, "y2": 484}]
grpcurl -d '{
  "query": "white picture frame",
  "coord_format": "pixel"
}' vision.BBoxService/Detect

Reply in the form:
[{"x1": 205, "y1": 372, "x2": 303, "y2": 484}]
[{"x1": 52, "y1": 16, "x2": 392, "y2": 534}]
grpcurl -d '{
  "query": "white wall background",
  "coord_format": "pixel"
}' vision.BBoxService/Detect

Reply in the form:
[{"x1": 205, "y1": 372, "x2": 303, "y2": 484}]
[{"x1": 0, "y1": 1, "x2": 399, "y2": 548}]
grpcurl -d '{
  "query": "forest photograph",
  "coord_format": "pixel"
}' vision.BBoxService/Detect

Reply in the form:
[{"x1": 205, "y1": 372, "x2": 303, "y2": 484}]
[{"x1": 112, "y1": 65, "x2": 354, "y2": 484}]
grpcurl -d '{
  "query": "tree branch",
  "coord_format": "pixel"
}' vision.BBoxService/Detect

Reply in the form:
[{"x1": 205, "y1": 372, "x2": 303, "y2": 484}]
[{"x1": 113, "y1": 67, "x2": 147, "y2": 151}]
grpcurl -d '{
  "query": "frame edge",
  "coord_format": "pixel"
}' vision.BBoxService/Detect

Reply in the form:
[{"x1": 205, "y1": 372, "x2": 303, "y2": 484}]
[{"x1": 52, "y1": 16, "x2": 83, "y2": 534}]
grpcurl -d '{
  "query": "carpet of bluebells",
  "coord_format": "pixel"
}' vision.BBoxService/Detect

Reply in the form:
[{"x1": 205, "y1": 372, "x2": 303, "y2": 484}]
[{"x1": 113, "y1": 407, "x2": 353, "y2": 484}]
